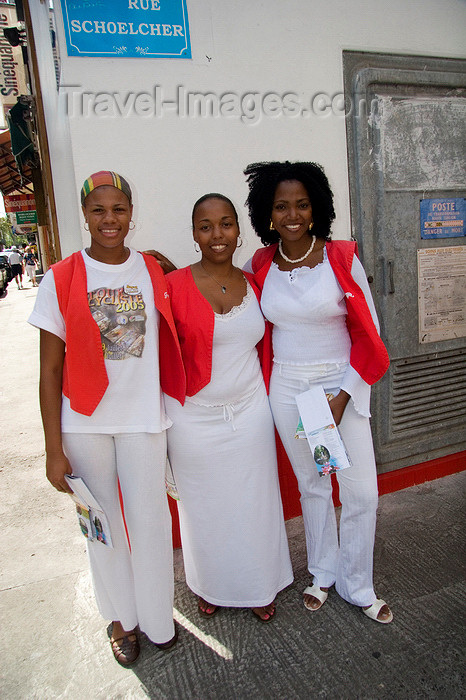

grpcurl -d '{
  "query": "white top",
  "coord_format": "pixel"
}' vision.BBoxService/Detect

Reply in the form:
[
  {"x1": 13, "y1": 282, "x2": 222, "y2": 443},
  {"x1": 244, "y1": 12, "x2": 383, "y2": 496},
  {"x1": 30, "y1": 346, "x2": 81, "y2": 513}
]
[
  {"x1": 262, "y1": 252, "x2": 352, "y2": 365},
  {"x1": 28, "y1": 249, "x2": 171, "y2": 434},
  {"x1": 244, "y1": 246, "x2": 380, "y2": 417},
  {"x1": 188, "y1": 282, "x2": 264, "y2": 407},
  {"x1": 8, "y1": 250, "x2": 22, "y2": 265}
]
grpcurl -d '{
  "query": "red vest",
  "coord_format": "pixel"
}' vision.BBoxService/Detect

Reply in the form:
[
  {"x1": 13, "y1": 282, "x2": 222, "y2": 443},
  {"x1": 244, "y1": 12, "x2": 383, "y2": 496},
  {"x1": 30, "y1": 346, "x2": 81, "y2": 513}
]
[
  {"x1": 52, "y1": 251, "x2": 185, "y2": 416},
  {"x1": 166, "y1": 266, "x2": 271, "y2": 396},
  {"x1": 251, "y1": 240, "x2": 389, "y2": 386}
]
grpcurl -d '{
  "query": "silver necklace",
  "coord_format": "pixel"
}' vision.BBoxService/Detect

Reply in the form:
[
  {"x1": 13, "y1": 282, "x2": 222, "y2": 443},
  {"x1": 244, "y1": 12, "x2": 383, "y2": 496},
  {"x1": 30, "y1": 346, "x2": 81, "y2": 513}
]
[
  {"x1": 200, "y1": 261, "x2": 233, "y2": 293},
  {"x1": 278, "y1": 235, "x2": 316, "y2": 264}
]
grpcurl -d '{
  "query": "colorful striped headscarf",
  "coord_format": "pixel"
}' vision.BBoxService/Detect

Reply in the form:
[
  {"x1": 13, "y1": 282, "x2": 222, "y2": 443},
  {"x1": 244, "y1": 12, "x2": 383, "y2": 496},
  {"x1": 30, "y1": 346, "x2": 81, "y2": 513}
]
[{"x1": 80, "y1": 171, "x2": 132, "y2": 205}]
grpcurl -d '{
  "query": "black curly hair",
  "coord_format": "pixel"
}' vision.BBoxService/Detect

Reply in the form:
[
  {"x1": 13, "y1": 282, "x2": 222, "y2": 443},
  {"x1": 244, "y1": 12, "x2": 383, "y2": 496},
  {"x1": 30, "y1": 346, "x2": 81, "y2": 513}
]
[
  {"x1": 192, "y1": 193, "x2": 239, "y2": 228},
  {"x1": 244, "y1": 161, "x2": 335, "y2": 245}
]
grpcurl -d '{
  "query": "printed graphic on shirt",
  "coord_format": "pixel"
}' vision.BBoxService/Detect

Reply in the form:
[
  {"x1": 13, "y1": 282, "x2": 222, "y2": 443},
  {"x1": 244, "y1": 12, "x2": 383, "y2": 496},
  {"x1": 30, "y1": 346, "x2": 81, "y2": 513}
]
[{"x1": 88, "y1": 284, "x2": 146, "y2": 360}]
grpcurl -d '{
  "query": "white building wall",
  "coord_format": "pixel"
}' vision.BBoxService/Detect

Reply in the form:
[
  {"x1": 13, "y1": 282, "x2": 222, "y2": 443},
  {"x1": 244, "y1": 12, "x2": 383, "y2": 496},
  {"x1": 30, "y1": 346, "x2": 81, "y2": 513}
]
[
  {"x1": 35, "y1": 0, "x2": 466, "y2": 266},
  {"x1": 28, "y1": 0, "x2": 81, "y2": 257}
]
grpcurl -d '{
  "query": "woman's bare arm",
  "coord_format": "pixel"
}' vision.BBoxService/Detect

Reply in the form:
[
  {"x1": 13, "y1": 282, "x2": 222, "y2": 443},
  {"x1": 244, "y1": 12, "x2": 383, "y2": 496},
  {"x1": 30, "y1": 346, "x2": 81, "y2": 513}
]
[{"x1": 39, "y1": 329, "x2": 72, "y2": 492}]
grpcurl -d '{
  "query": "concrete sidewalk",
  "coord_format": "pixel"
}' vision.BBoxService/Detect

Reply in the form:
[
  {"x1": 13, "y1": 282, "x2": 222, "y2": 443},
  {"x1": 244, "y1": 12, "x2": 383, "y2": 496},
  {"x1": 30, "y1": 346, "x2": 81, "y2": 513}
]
[{"x1": 1, "y1": 282, "x2": 465, "y2": 699}]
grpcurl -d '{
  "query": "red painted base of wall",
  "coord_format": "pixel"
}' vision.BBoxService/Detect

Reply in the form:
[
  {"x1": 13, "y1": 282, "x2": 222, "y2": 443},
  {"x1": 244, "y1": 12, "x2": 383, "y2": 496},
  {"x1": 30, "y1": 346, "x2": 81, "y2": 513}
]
[
  {"x1": 331, "y1": 449, "x2": 466, "y2": 508},
  {"x1": 169, "y1": 446, "x2": 465, "y2": 549}
]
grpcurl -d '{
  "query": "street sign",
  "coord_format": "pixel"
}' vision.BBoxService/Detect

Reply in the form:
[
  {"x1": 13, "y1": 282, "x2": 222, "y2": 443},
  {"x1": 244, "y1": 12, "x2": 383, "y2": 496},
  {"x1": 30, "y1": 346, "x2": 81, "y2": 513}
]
[{"x1": 60, "y1": 0, "x2": 191, "y2": 59}]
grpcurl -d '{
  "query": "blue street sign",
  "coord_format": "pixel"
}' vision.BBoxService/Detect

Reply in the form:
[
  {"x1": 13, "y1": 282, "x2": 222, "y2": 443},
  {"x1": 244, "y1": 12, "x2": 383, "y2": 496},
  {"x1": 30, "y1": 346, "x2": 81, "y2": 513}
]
[
  {"x1": 420, "y1": 198, "x2": 466, "y2": 239},
  {"x1": 60, "y1": 0, "x2": 191, "y2": 59}
]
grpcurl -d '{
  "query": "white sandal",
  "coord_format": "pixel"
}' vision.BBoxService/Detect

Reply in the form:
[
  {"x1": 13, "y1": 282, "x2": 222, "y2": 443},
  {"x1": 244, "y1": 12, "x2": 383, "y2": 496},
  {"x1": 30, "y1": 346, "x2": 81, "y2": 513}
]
[
  {"x1": 362, "y1": 599, "x2": 393, "y2": 624},
  {"x1": 303, "y1": 583, "x2": 328, "y2": 611}
]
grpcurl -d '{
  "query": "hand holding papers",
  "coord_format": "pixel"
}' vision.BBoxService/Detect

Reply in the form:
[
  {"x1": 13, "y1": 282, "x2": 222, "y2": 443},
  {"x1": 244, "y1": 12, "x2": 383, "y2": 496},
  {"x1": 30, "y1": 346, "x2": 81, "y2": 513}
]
[
  {"x1": 295, "y1": 385, "x2": 352, "y2": 477},
  {"x1": 65, "y1": 475, "x2": 113, "y2": 546}
]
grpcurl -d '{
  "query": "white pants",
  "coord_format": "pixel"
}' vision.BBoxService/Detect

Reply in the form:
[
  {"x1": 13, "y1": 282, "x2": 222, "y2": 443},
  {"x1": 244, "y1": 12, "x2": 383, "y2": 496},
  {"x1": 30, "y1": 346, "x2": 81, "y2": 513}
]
[
  {"x1": 63, "y1": 432, "x2": 174, "y2": 643},
  {"x1": 269, "y1": 363, "x2": 378, "y2": 607}
]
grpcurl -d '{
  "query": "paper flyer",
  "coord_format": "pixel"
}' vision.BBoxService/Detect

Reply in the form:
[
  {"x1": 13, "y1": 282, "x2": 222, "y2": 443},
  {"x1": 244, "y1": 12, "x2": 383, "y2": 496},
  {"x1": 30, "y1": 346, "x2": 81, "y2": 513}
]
[
  {"x1": 295, "y1": 386, "x2": 352, "y2": 477},
  {"x1": 65, "y1": 475, "x2": 113, "y2": 547}
]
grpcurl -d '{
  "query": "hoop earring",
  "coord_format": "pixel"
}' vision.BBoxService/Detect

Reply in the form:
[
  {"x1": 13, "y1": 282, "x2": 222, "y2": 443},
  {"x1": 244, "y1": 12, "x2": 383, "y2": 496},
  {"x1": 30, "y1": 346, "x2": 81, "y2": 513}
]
[
  {"x1": 237, "y1": 235, "x2": 243, "y2": 247},
  {"x1": 308, "y1": 221, "x2": 314, "y2": 231},
  {"x1": 129, "y1": 220, "x2": 135, "y2": 230},
  {"x1": 84, "y1": 222, "x2": 89, "y2": 231},
  {"x1": 194, "y1": 242, "x2": 200, "y2": 253},
  {"x1": 269, "y1": 220, "x2": 274, "y2": 231}
]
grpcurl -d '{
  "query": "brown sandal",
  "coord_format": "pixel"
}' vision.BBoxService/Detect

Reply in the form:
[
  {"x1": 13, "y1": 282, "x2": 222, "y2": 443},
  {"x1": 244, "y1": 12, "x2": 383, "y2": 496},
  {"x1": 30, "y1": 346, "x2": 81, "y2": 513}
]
[
  {"x1": 154, "y1": 626, "x2": 179, "y2": 650},
  {"x1": 110, "y1": 631, "x2": 140, "y2": 666}
]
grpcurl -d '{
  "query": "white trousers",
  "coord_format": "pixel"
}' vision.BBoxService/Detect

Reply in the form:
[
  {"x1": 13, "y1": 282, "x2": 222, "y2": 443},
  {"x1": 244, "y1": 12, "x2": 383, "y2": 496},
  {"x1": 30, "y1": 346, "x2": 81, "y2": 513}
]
[
  {"x1": 269, "y1": 363, "x2": 379, "y2": 607},
  {"x1": 63, "y1": 432, "x2": 174, "y2": 643}
]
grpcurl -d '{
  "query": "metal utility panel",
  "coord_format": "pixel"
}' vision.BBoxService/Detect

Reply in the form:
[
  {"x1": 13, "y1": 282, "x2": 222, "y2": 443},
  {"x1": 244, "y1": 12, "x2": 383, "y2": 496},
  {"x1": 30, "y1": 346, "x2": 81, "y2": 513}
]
[{"x1": 343, "y1": 51, "x2": 466, "y2": 473}]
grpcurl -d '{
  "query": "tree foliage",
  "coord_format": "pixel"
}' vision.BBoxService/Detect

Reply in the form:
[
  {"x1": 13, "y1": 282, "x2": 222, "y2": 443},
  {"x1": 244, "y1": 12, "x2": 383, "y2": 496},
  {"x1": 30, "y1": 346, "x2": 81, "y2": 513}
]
[{"x1": 0, "y1": 216, "x2": 26, "y2": 248}]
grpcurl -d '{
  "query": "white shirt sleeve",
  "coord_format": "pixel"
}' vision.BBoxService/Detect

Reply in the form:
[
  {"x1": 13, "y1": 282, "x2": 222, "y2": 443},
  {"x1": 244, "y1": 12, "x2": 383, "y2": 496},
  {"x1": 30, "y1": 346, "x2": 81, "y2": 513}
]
[
  {"x1": 28, "y1": 269, "x2": 66, "y2": 342},
  {"x1": 242, "y1": 257, "x2": 254, "y2": 274},
  {"x1": 339, "y1": 254, "x2": 380, "y2": 417}
]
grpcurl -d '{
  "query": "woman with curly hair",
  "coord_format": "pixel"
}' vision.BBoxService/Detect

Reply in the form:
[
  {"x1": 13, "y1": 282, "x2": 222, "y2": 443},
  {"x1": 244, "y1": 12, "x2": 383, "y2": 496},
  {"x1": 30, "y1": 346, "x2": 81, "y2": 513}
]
[{"x1": 243, "y1": 161, "x2": 393, "y2": 624}]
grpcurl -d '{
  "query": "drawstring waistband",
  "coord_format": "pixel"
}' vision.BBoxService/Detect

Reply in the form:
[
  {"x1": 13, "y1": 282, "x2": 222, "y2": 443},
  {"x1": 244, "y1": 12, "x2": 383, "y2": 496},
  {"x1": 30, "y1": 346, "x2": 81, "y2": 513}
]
[{"x1": 222, "y1": 403, "x2": 237, "y2": 431}]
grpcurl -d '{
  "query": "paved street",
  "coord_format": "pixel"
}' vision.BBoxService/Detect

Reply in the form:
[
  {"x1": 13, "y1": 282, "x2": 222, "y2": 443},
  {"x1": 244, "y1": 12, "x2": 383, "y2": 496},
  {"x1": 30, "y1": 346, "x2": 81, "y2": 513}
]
[{"x1": 1, "y1": 281, "x2": 465, "y2": 699}]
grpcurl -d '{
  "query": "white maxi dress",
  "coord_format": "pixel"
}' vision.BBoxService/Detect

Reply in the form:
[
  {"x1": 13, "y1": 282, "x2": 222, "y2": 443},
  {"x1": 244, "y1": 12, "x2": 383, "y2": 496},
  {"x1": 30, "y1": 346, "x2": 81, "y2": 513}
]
[{"x1": 164, "y1": 283, "x2": 293, "y2": 607}]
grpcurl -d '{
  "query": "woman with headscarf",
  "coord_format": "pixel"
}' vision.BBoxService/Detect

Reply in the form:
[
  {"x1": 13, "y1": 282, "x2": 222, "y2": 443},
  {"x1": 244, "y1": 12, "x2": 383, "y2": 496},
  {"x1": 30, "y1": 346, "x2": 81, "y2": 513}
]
[{"x1": 29, "y1": 171, "x2": 185, "y2": 665}]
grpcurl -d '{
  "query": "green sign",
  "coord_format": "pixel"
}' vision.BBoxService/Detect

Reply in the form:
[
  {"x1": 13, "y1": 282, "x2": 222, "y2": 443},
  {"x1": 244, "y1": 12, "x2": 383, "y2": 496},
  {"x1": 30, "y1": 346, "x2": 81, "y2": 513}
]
[{"x1": 16, "y1": 210, "x2": 37, "y2": 224}]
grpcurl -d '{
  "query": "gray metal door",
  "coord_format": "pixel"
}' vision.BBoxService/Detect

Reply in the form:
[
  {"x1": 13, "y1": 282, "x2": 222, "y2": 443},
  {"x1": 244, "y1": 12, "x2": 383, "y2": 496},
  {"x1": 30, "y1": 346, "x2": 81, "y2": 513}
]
[{"x1": 343, "y1": 51, "x2": 466, "y2": 473}]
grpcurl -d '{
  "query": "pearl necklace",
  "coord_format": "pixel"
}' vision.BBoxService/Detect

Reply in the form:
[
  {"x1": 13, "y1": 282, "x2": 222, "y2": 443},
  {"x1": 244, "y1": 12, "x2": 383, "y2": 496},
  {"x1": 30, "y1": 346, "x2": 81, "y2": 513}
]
[
  {"x1": 278, "y1": 235, "x2": 316, "y2": 264},
  {"x1": 200, "y1": 261, "x2": 233, "y2": 294}
]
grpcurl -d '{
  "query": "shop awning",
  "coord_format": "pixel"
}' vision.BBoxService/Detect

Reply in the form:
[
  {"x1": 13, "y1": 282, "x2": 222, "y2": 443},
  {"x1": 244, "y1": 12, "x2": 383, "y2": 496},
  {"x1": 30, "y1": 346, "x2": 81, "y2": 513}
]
[{"x1": 0, "y1": 130, "x2": 33, "y2": 196}]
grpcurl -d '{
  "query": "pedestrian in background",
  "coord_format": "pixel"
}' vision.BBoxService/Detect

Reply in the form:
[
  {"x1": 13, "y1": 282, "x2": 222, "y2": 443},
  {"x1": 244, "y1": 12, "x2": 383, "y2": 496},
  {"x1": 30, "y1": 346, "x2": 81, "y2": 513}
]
[
  {"x1": 8, "y1": 245, "x2": 23, "y2": 289},
  {"x1": 24, "y1": 246, "x2": 38, "y2": 287}
]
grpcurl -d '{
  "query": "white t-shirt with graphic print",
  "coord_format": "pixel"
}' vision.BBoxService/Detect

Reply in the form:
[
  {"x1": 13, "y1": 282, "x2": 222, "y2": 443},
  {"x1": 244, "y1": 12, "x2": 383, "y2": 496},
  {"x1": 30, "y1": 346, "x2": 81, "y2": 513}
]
[{"x1": 29, "y1": 249, "x2": 171, "y2": 434}]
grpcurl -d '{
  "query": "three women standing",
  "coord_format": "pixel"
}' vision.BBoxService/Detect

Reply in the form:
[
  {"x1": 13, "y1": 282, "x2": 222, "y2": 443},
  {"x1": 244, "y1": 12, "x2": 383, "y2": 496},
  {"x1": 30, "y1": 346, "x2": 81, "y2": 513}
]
[
  {"x1": 244, "y1": 161, "x2": 393, "y2": 624},
  {"x1": 32, "y1": 160, "x2": 391, "y2": 676},
  {"x1": 29, "y1": 171, "x2": 185, "y2": 665}
]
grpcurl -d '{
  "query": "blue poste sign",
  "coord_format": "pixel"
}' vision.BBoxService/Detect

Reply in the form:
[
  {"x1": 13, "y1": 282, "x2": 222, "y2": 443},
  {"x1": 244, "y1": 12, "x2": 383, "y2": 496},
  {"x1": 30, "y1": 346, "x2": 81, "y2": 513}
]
[
  {"x1": 420, "y1": 198, "x2": 466, "y2": 239},
  {"x1": 60, "y1": 0, "x2": 191, "y2": 59}
]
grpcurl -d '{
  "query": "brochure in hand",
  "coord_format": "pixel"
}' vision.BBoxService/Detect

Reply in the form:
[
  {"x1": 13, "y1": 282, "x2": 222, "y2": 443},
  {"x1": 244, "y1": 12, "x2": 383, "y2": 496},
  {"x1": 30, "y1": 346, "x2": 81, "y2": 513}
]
[
  {"x1": 65, "y1": 475, "x2": 113, "y2": 547},
  {"x1": 295, "y1": 385, "x2": 352, "y2": 477}
]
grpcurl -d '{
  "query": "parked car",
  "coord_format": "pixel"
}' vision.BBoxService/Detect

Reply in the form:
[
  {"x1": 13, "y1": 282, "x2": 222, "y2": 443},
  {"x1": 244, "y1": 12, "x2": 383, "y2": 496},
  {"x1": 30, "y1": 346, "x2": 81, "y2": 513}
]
[{"x1": 0, "y1": 251, "x2": 15, "y2": 277}]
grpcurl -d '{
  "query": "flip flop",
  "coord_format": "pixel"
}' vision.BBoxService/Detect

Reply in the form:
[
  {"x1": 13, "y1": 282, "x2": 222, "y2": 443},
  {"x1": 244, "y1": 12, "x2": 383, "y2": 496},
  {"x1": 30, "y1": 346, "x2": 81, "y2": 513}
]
[
  {"x1": 303, "y1": 583, "x2": 328, "y2": 611},
  {"x1": 362, "y1": 599, "x2": 393, "y2": 624}
]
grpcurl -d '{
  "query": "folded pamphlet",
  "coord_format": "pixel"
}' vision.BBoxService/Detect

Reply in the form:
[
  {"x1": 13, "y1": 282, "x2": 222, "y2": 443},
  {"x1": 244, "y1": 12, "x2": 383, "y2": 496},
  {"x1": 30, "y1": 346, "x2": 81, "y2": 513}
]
[
  {"x1": 65, "y1": 475, "x2": 113, "y2": 546},
  {"x1": 295, "y1": 385, "x2": 352, "y2": 477}
]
